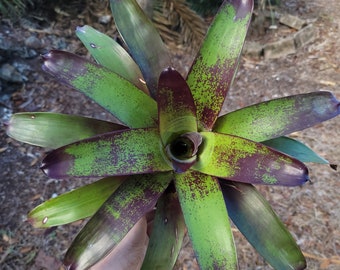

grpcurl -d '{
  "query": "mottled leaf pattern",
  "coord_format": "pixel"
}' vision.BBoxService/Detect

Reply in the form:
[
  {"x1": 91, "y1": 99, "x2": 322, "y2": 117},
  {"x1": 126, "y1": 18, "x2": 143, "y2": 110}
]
[
  {"x1": 175, "y1": 171, "x2": 237, "y2": 270},
  {"x1": 41, "y1": 128, "x2": 171, "y2": 179},
  {"x1": 64, "y1": 173, "x2": 172, "y2": 269},
  {"x1": 193, "y1": 132, "x2": 309, "y2": 186},
  {"x1": 215, "y1": 91, "x2": 340, "y2": 141},
  {"x1": 186, "y1": 0, "x2": 253, "y2": 130},
  {"x1": 42, "y1": 50, "x2": 157, "y2": 128},
  {"x1": 158, "y1": 67, "x2": 197, "y2": 145}
]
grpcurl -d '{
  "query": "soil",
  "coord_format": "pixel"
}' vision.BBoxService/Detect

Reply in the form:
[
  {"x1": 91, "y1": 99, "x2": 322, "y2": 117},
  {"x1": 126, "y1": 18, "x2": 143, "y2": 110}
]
[{"x1": 0, "y1": 0, "x2": 339, "y2": 269}]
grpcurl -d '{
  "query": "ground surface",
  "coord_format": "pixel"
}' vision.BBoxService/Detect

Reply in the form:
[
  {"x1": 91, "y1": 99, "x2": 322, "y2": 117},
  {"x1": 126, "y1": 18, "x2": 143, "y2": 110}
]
[{"x1": 0, "y1": 0, "x2": 339, "y2": 269}]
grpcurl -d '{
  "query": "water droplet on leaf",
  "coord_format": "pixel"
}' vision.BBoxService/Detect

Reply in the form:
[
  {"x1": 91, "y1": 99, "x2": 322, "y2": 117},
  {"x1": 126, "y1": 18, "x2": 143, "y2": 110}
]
[{"x1": 42, "y1": 216, "x2": 48, "y2": 224}]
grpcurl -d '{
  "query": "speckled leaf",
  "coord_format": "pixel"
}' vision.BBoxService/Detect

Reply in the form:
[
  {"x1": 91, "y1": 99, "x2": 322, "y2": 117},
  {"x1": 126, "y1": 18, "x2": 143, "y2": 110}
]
[
  {"x1": 193, "y1": 132, "x2": 309, "y2": 186},
  {"x1": 215, "y1": 91, "x2": 340, "y2": 141},
  {"x1": 186, "y1": 0, "x2": 253, "y2": 130},
  {"x1": 141, "y1": 186, "x2": 186, "y2": 270},
  {"x1": 220, "y1": 181, "x2": 306, "y2": 270},
  {"x1": 28, "y1": 176, "x2": 125, "y2": 228},
  {"x1": 262, "y1": 136, "x2": 329, "y2": 164},
  {"x1": 42, "y1": 50, "x2": 157, "y2": 128},
  {"x1": 76, "y1": 25, "x2": 149, "y2": 94},
  {"x1": 174, "y1": 171, "x2": 237, "y2": 270},
  {"x1": 158, "y1": 67, "x2": 197, "y2": 145},
  {"x1": 6, "y1": 112, "x2": 125, "y2": 149},
  {"x1": 63, "y1": 172, "x2": 173, "y2": 270},
  {"x1": 41, "y1": 128, "x2": 171, "y2": 179},
  {"x1": 110, "y1": 0, "x2": 170, "y2": 98}
]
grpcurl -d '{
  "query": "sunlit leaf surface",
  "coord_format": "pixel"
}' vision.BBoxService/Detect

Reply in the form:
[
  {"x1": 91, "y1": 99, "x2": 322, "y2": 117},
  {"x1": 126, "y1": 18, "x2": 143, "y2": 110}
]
[
  {"x1": 193, "y1": 132, "x2": 309, "y2": 186},
  {"x1": 42, "y1": 50, "x2": 157, "y2": 128},
  {"x1": 187, "y1": 0, "x2": 253, "y2": 130},
  {"x1": 76, "y1": 25, "x2": 149, "y2": 94},
  {"x1": 215, "y1": 91, "x2": 340, "y2": 141},
  {"x1": 28, "y1": 176, "x2": 124, "y2": 228},
  {"x1": 175, "y1": 171, "x2": 237, "y2": 270}
]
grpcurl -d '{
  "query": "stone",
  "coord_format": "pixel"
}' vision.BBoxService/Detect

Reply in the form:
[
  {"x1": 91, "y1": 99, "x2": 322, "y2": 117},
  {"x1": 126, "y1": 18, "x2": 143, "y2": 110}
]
[
  {"x1": 243, "y1": 41, "x2": 263, "y2": 59},
  {"x1": 264, "y1": 36, "x2": 296, "y2": 59},
  {"x1": 0, "y1": 63, "x2": 24, "y2": 83},
  {"x1": 24, "y1": 36, "x2": 42, "y2": 49},
  {"x1": 294, "y1": 24, "x2": 317, "y2": 48},
  {"x1": 279, "y1": 14, "x2": 306, "y2": 30}
]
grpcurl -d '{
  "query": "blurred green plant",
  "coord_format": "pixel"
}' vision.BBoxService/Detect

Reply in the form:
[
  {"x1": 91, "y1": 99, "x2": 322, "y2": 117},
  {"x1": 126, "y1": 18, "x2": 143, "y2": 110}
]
[
  {"x1": 6, "y1": 0, "x2": 339, "y2": 269},
  {"x1": 0, "y1": 0, "x2": 30, "y2": 17}
]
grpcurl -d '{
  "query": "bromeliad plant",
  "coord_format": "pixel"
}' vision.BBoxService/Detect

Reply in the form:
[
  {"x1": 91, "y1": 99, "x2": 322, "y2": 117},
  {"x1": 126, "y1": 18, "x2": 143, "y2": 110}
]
[{"x1": 6, "y1": 0, "x2": 340, "y2": 269}]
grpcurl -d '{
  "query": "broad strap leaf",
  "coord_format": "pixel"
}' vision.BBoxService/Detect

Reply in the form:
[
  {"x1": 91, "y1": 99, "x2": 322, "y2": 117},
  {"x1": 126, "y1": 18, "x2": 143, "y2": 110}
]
[
  {"x1": 158, "y1": 67, "x2": 197, "y2": 145},
  {"x1": 6, "y1": 112, "x2": 126, "y2": 149},
  {"x1": 186, "y1": 0, "x2": 253, "y2": 130},
  {"x1": 262, "y1": 136, "x2": 329, "y2": 164},
  {"x1": 158, "y1": 67, "x2": 201, "y2": 172},
  {"x1": 41, "y1": 128, "x2": 171, "y2": 179},
  {"x1": 110, "y1": 0, "x2": 170, "y2": 98},
  {"x1": 174, "y1": 171, "x2": 237, "y2": 270},
  {"x1": 220, "y1": 181, "x2": 306, "y2": 270},
  {"x1": 193, "y1": 132, "x2": 309, "y2": 186},
  {"x1": 215, "y1": 91, "x2": 340, "y2": 142},
  {"x1": 63, "y1": 172, "x2": 172, "y2": 270},
  {"x1": 28, "y1": 176, "x2": 125, "y2": 228},
  {"x1": 76, "y1": 25, "x2": 149, "y2": 94},
  {"x1": 141, "y1": 185, "x2": 186, "y2": 270},
  {"x1": 42, "y1": 50, "x2": 157, "y2": 128}
]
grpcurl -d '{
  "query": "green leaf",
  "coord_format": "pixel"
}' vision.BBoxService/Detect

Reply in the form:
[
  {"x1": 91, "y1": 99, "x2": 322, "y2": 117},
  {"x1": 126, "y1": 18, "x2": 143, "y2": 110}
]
[
  {"x1": 141, "y1": 186, "x2": 186, "y2": 270},
  {"x1": 42, "y1": 50, "x2": 157, "y2": 128},
  {"x1": 6, "y1": 112, "x2": 125, "y2": 149},
  {"x1": 193, "y1": 132, "x2": 309, "y2": 186},
  {"x1": 220, "y1": 181, "x2": 306, "y2": 270},
  {"x1": 75, "y1": 25, "x2": 149, "y2": 94},
  {"x1": 28, "y1": 176, "x2": 125, "y2": 228},
  {"x1": 63, "y1": 172, "x2": 173, "y2": 270},
  {"x1": 186, "y1": 0, "x2": 253, "y2": 130},
  {"x1": 110, "y1": 0, "x2": 170, "y2": 98},
  {"x1": 262, "y1": 136, "x2": 329, "y2": 164},
  {"x1": 41, "y1": 128, "x2": 171, "y2": 179},
  {"x1": 174, "y1": 171, "x2": 237, "y2": 270},
  {"x1": 214, "y1": 91, "x2": 340, "y2": 142}
]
